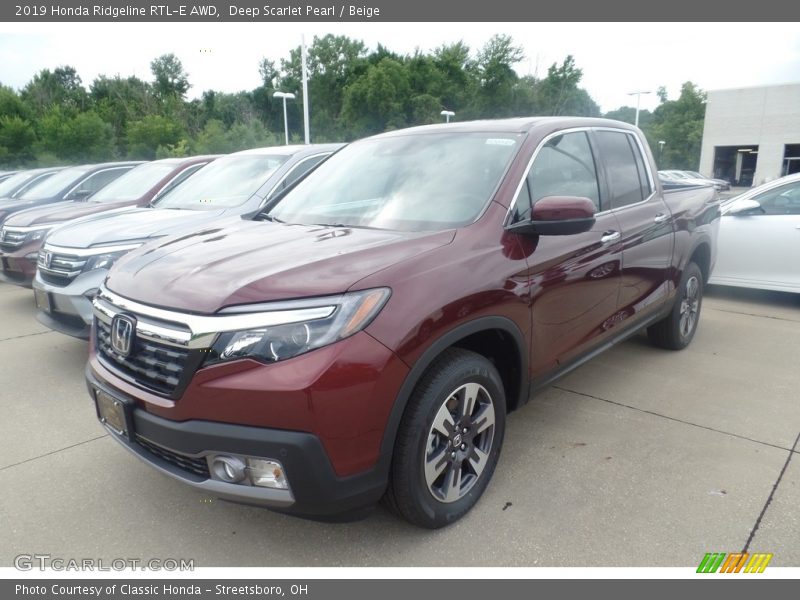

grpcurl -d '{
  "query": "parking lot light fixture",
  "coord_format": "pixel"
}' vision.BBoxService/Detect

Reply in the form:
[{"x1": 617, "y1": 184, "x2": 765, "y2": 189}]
[
  {"x1": 440, "y1": 110, "x2": 455, "y2": 123},
  {"x1": 627, "y1": 90, "x2": 651, "y2": 127},
  {"x1": 273, "y1": 91, "x2": 296, "y2": 145}
]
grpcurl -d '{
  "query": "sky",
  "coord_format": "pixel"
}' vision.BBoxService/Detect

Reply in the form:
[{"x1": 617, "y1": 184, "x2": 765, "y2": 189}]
[{"x1": 1, "y1": 22, "x2": 799, "y2": 113}]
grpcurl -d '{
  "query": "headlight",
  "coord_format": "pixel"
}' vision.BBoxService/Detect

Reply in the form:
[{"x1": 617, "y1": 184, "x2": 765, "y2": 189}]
[
  {"x1": 204, "y1": 288, "x2": 391, "y2": 365},
  {"x1": 29, "y1": 228, "x2": 51, "y2": 242},
  {"x1": 82, "y1": 243, "x2": 144, "y2": 273}
]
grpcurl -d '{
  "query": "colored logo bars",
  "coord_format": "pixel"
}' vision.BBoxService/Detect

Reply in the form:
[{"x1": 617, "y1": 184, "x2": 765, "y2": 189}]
[{"x1": 697, "y1": 552, "x2": 773, "y2": 573}]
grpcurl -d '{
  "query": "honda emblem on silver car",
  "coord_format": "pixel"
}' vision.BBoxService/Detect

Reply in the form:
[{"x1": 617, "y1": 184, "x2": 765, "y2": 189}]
[
  {"x1": 43, "y1": 251, "x2": 52, "y2": 268},
  {"x1": 110, "y1": 314, "x2": 136, "y2": 357}
]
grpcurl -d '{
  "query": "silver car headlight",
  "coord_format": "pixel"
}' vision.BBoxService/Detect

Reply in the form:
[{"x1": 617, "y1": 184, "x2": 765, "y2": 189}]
[
  {"x1": 204, "y1": 288, "x2": 391, "y2": 365},
  {"x1": 81, "y1": 243, "x2": 145, "y2": 273}
]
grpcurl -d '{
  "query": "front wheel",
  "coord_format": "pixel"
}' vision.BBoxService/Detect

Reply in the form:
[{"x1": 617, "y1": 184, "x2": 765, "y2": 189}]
[
  {"x1": 385, "y1": 348, "x2": 506, "y2": 528},
  {"x1": 647, "y1": 261, "x2": 704, "y2": 350}
]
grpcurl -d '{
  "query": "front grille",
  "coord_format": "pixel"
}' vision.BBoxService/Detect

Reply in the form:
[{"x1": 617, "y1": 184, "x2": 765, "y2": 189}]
[
  {"x1": 96, "y1": 318, "x2": 190, "y2": 396},
  {"x1": 0, "y1": 228, "x2": 27, "y2": 251},
  {"x1": 38, "y1": 250, "x2": 87, "y2": 287},
  {"x1": 135, "y1": 435, "x2": 210, "y2": 477}
]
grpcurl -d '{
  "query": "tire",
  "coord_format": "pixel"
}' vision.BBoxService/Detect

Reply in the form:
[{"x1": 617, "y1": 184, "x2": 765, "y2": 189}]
[
  {"x1": 647, "y1": 261, "x2": 704, "y2": 350},
  {"x1": 385, "y1": 348, "x2": 506, "y2": 529}
]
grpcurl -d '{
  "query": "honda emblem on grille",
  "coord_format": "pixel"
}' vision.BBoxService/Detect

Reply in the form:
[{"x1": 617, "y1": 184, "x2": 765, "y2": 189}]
[
  {"x1": 110, "y1": 314, "x2": 136, "y2": 357},
  {"x1": 43, "y1": 251, "x2": 52, "y2": 268}
]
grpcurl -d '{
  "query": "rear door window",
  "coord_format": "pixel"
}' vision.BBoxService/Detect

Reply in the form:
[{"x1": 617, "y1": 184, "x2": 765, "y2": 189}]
[{"x1": 595, "y1": 131, "x2": 652, "y2": 209}]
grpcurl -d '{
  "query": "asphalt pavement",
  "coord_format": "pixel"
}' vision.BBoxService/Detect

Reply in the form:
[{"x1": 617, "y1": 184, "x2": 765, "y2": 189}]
[{"x1": 0, "y1": 282, "x2": 798, "y2": 567}]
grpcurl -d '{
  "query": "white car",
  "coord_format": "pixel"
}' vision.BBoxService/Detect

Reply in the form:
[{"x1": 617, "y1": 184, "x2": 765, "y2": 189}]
[{"x1": 709, "y1": 172, "x2": 800, "y2": 293}]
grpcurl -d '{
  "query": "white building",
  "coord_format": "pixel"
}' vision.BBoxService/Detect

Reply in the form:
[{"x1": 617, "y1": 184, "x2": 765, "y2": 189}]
[{"x1": 698, "y1": 83, "x2": 800, "y2": 187}]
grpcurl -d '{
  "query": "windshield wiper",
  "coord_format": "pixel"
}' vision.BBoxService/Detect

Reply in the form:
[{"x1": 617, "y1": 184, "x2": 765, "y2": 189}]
[{"x1": 259, "y1": 214, "x2": 286, "y2": 223}]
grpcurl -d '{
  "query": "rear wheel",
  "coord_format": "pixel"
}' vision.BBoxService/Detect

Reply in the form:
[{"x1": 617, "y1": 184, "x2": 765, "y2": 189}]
[
  {"x1": 385, "y1": 348, "x2": 506, "y2": 528},
  {"x1": 647, "y1": 261, "x2": 704, "y2": 350}
]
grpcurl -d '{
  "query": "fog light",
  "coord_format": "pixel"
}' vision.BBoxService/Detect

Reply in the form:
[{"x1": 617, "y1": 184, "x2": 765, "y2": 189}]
[
  {"x1": 209, "y1": 455, "x2": 246, "y2": 483},
  {"x1": 247, "y1": 458, "x2": 288, "y2": 489}
]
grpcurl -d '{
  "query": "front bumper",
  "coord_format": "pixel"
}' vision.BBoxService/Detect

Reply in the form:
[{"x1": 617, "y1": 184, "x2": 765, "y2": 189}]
[
  {"x1": 0, "y1": 251, "x2": 36, "y2": 287},
  {"x1": 33, "y1": 269, "x2": 106, "y2": 339},
  {"x1": 86, "y1": 364, "x2": 389, "y2": 518}
]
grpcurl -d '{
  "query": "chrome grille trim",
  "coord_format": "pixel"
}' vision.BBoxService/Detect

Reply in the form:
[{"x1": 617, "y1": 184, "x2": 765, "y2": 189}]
[{"x1": 93, "y1": 285, "x2": 336, "y2": 350}]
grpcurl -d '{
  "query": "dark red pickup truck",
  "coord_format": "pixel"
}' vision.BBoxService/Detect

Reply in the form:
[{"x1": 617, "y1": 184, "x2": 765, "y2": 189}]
[{"x1": 86, "y1": 117, "x2": 719, "y2": 528}]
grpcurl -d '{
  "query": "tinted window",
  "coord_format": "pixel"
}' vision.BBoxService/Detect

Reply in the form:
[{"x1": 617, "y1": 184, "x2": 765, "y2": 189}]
[
  {"x1": 752, "y1": 181, "x2": 800, "y2": 215},
  {"x1": 526, "y1": 131, "x2": 601, "y2": 213},
  {"x1": 65, "y1": 167, "x2": 132, "y2": 200},
  {"x1": 280, "y1": 155, "x2": 328, "y2": 190},
  {"x1": 269, "y1": 133, "x2": 522, "y2": 232},
  {"x1": 596, "y1": 131, "x2": 648, "y2": 209},
  {"x1": 630, "y1": 136, "x2": 653, "y2": 198}
]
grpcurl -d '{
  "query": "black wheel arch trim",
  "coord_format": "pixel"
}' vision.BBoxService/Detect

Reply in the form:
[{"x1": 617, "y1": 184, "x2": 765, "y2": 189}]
[{"x1": 374, "y1": 316, "x2": 529, "y2": 477}]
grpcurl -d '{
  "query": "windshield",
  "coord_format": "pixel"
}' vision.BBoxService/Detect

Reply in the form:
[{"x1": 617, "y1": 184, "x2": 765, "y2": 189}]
[
  {"x1": 89, "y1": 162, "x2": 177, "y2": 202},
  {"x1": 19, "y1": 167, "x2": 88, "y2": 200},
  {"x1": 0, "y1": 171, "x2": 39, "y2": 198},
  {"x1": 269, "y1": 132, "x2": 522, "y2": 231},
  {"x1": 153, "y1": 154, "x2": 287, "y2": 210}
]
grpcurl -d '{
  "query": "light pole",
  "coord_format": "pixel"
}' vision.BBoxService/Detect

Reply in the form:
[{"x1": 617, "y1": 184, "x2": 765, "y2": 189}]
[
  {"x1": 627, "y1": 90, "x2": 651, "y2": 127},
  {"x1": 440, "y1": 110, "x2": 455, "y2": 123},
  {"x1": 273, "y1": 91, "x2": 296, "y2": 145}
]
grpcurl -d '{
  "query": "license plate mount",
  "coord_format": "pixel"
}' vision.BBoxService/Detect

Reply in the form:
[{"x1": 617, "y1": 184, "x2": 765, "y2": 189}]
[
  {"x1": 34, "y1": 288, "x2": 51, "y2": 312},
  {"x1": 94, "y1": 388, "x2": 132, "y2": 438}
]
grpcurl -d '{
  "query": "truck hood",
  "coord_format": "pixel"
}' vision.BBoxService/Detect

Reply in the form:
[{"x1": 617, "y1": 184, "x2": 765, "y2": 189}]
[
  {"x1": 45, "y1": 207, "x2": 229, "y2": 248},
  {"x1": 106, "y1": 219, "x2": 455, "y2": 313},
  {"x1": 1, "y1": 199, "x2": 140, "y2": 228}
]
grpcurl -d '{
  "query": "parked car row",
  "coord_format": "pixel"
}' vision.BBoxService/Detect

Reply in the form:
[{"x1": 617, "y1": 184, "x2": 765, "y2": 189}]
[
  {"x1": 0, "y1": 158, "x2": 213, "y2": 286},
  {"x1": 32, "y1": 144, "x2": 341, "y2": 338},
  {"x1": 2, "y1": 117, "x2": 792, "y2": 529}
]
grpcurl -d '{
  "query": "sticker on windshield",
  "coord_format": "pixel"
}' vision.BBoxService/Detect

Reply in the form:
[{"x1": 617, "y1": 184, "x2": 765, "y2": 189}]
[{"x1": 486, "y1": 138, "x2": 516, "y2": 146}]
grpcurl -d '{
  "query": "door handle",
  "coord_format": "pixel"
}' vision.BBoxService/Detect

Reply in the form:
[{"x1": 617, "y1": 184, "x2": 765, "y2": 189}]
[
  {"x1": 600, "y1": 231, "x2": 620, "y2": 244},
  {"x1": 654, "y1": 213, "x2": 669, "y2": 223}
]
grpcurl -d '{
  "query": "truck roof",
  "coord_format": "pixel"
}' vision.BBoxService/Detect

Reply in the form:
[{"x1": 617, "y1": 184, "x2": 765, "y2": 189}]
[{"x1": 374, "y1": 116, "x2": 639, "y2": 138}]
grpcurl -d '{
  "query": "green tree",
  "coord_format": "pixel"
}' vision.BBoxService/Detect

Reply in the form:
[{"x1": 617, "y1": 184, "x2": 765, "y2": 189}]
[
  {"x1": 647, "y1": 82, "x2": 706, "y2": 169},
  {"x1": 34, "y1": 108, "x2": 115, "y2": 162},
  {"x1": 21, "y1": 66, "x2": 88, "y2": 115},
  {"x1": 604, "y1": 105, "x2": 653, "y2": 129},
  {"x1": 342, "y1": 58, "x2": 411, "y2": 136},
  {"x1": 536, "y1": 56, "x2": 600, "y2": 117},
  {"x1": 0, "y1": 85, "x2": 28, "y2": 119},
  {"x1": 277, "y1": 35, "x2": 369, "y2": 139},
  {"x1": 471, "y1": 35, "x2": 524, "y2": 117},
  {"x1": 150, "y1": 54, "x2": 190, "y2": 99},
  {"x1": 91, "y1": 75, "x2": 156, "y2": 142},
  {"x1": 0, "y1": 115, "x2": 36, "y2": 164},
  {"x1": 126, "y1": 115, "x2": 184, "y2": 159}
]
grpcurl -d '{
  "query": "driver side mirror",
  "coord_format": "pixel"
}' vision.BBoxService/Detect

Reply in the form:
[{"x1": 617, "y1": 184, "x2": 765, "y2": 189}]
[
  {"x1": 507, "y1": 196, "x2": 596, "y2": 236},
  {"x1": 727, "y1": 199, "x2": 762, "y2": 216}
]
